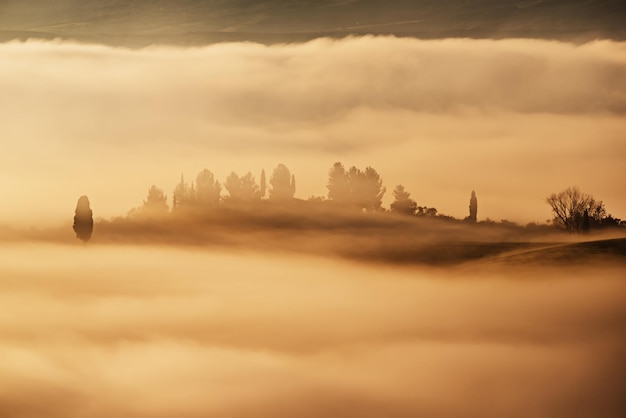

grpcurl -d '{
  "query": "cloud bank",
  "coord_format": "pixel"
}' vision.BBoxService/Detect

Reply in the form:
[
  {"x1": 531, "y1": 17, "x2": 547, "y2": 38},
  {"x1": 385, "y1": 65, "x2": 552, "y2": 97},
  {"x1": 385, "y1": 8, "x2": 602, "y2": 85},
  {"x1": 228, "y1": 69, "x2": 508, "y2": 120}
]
[
  {"x1": 0, "y1": 37, "x2": 625, "y2": 224},
  {"x1": 0, "y1": 244, "x2": 624, "y2": 417}
]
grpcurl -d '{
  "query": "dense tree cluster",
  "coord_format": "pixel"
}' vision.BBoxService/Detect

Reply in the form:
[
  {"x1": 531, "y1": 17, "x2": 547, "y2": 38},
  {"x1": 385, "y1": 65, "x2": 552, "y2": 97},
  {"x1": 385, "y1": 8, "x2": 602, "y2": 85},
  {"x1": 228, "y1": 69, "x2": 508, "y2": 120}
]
[
  {"x1": 223, "y1": 172, "x2": 261, "y2": 202},
  {"x1": 135, "y1": 164, "x2": 291, "y2": 216},
  {"x1": 326, "y1": 162, "x2": 386, "y2": 211},
  {"x1": 122, "y1": 162, "x2": 623, "y2": 235},
  {"x1": 134, "y1": 161, "x2": 442, "y2": 218}
]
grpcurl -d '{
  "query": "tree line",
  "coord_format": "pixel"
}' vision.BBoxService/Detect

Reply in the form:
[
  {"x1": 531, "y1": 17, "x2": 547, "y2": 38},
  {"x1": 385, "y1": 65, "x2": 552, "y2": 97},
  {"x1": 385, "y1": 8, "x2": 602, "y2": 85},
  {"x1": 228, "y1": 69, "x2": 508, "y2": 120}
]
[
  {"x1": 68, "y1": 162, "x2": 621, "y2": 244},
  {"x1": 134, "y1": 162, "x2": 623, "y2": 228},
  {"x1": 132, "y1": 162, "x2": 450, "y2": 219},
  {"x1": 138, "y1": 163, "x2": 296, "y2": 214}
]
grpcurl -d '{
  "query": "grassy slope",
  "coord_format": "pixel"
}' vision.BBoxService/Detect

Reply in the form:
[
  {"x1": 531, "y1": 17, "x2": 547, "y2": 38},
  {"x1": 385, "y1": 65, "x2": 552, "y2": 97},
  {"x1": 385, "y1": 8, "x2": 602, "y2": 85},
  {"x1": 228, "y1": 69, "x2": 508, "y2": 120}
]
[{"x1": 483, "y1": 238, "x2": 626, "y2": 266}]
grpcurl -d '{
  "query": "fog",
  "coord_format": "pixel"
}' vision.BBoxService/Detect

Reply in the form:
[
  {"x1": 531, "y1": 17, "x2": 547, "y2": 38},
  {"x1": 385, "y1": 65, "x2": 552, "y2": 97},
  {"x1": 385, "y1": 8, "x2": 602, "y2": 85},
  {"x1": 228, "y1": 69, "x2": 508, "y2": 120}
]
[
  {"x1": 0, "y1": 243, "x2": 624, "y2": 417},
  {"x1": 2, "y1": 32, "x2": 625, "y2": 417},
  {"x1": 1, "y1": 36, "x2": 625, "y2": 225}
]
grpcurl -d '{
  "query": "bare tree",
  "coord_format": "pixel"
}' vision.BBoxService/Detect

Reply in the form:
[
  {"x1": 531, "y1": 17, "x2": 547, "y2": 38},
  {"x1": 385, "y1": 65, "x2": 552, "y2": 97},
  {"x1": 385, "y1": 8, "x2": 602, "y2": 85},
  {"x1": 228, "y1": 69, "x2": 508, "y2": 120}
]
[{"x1": 546, "y1": 186, "x2": 604, "y2": 233}]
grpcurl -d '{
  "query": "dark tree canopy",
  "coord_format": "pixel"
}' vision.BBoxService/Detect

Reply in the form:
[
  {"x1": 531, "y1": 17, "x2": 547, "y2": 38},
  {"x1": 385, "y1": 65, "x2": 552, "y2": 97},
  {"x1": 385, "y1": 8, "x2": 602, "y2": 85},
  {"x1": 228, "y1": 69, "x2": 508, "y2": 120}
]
[
  {"x1": 582, "y1": 209, "x2": 590, "y2": 234},
  {"x1": 417, "y1": 206, "x2": 438, "y2": 217},
  {"x1": 269, "y1": 164, "x2": 295, "y2": 200},
  {"x1": 390, "y1": 184, "x2": 417, "y2": 215},
  {"x1": 73, "y1": 195, "x2": 93, "y2": 242}
]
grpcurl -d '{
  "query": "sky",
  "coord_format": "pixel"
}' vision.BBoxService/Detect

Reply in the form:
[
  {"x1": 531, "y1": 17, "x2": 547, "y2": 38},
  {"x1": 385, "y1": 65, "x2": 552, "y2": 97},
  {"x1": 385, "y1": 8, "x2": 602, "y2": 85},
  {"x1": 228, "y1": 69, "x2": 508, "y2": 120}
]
[{"x1": 1, "y1": 36, "x2": 625, "y2": 226}]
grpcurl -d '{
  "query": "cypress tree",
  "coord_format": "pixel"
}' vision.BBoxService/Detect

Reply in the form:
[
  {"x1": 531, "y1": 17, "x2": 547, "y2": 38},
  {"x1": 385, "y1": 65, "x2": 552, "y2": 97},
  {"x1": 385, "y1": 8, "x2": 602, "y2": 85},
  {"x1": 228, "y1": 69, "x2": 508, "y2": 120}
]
[
  {"x1": 73, "y1": 195, "x2": 93, "y2": 242},
  {"x1": 469, "y1": 190, "x2": 478, "y2": 222},
  {"x1": 260, "y1": 169, "x2": 267, "y2": 199}
]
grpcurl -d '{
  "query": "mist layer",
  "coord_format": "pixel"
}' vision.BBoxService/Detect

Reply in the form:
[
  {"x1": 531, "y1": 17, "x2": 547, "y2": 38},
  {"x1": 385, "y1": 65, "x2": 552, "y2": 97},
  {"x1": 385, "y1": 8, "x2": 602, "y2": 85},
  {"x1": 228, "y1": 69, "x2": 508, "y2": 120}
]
[
  {"x1": 0, "y1": 244, "x2": 624, "y2": 417},
  {"x1": 1, "y1": 37, "x2": 625, "y2": 224}
]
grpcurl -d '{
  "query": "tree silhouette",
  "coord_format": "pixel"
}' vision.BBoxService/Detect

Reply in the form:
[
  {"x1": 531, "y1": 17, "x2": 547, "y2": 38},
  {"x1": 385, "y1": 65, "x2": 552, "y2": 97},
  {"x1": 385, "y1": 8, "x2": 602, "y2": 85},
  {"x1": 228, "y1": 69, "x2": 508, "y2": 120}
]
[
  {"x1": 582, "y1": 209, "x2": 590, "y2": 234},
  {"x1": 259, "y1": 169, "x2": 267, "y2": 199},
  {"x1": 269, "y1": 164, "x2": 295, "y2": 200},
  {"x1": 172, "y1": 174, "x2": 194, "y2": 211},
  {"x1": 347, "y1": 166, "x2": 386, "y2": 211},
  {"x1": 142, "y1": 185, "x2": 168, "y2": 215},
  {"x1": 240, "y1": 172, "x2": 261, "y2": 200},
  {"x1": 326, "y1": 162, "x2": 385, "y2": 211},
  {"x1": 361, "y1": 167, "x2": 386, "y2": 211},
  {"x1": 468, "y1": 190, "x2": 478, "y2": 222},
  {"x1": 327, "y1": 162, "x2": 350, "y2": 204},
  {"x1": 546, "y1": 186, "x2": 607, "y2": 233},
  {"x1": 224, "y1": 172, "x2": 240, "y2": 200},
  {"x1": 195, "y1": 169, "x2": 221, "y2": 207},
  {"x1": 224, "y1": 172, "x2": 261, "y2": 201},
  {"x1": 73, "y1": 195, "x2": 93, "y2": 242},
  {"x1": 346, "y1": 166, "x2": 362, "y2": 205},
  {"x1": 390, "y1": 184, "x2": 417, "y2": 215},
  {"x1": 417, "y1": 206, "x2": 438, "y2": 217}
]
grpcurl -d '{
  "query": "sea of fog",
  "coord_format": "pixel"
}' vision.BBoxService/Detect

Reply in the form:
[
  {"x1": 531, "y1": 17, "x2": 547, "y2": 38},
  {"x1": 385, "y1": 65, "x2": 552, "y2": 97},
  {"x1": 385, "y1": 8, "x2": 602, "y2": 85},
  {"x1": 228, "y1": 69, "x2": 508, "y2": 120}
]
[
  {"x1": 1, "y1": 37, "x2": 625, "y2": 225},
  {"x1": 0, "y1": 243, "x2": 624, "y2": 417}
]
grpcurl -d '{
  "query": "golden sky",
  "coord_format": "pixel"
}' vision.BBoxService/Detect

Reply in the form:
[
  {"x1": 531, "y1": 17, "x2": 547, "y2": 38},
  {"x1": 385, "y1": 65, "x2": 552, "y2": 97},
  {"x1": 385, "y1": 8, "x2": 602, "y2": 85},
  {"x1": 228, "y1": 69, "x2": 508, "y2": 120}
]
[{"x1": 1, "y1": 37, "x2": 625, "y2": 225}]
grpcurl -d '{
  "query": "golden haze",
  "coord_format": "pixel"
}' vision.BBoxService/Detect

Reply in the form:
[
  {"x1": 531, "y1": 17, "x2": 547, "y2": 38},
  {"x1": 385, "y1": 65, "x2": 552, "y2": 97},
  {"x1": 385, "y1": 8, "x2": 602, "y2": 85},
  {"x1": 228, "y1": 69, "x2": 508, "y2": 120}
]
[{"x1": 0, "y1": 37, "x2": 625, "y2": 225}]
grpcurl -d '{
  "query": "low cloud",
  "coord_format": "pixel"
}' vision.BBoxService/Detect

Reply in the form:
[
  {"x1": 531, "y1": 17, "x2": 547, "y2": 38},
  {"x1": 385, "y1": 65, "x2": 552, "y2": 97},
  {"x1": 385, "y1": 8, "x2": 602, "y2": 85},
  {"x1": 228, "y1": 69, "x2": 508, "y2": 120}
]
[
  {"x1": 0, "y1": 37, "x2": 625, "y2": 224},
  {"x1": 0, "y1": 244, "x2": 624, "y2": 417}
]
